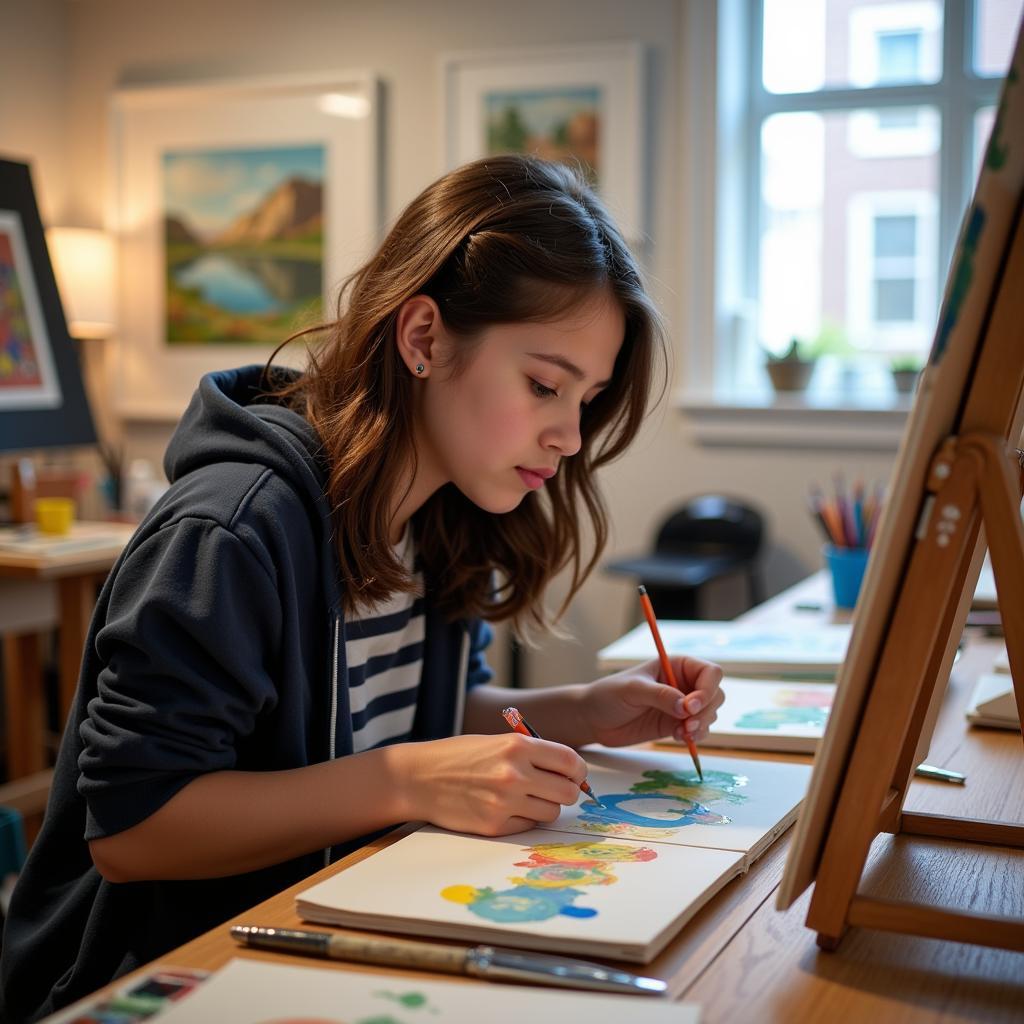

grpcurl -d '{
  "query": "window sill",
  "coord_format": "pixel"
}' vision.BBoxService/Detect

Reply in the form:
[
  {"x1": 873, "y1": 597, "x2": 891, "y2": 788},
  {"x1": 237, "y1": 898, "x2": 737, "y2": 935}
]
[{"x1": 675, "y1": 387, "x2": 912, "y2": 450}]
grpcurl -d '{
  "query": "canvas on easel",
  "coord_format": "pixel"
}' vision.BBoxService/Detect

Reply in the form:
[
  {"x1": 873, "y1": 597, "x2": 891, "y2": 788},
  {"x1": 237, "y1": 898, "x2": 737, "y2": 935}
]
[{"x1": 778, "y1": 18, "x2": 1024, "y2": 953}]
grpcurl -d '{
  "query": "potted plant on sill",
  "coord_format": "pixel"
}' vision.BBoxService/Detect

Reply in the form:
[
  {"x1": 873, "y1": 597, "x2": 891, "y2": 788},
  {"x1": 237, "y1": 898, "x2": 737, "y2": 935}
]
[
  {"x1": 890, "y1": 354, "x2": 924, "y2": 394},
  {"x1": 764, "y1": 337, "x2": 816, "y2": 393}
]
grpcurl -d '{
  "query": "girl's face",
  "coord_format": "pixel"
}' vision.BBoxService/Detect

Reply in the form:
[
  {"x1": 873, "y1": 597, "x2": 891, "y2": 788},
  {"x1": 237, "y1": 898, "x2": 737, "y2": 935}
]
[{"x1": 416, "y1": 289, "x2": 625, "y2": 514}]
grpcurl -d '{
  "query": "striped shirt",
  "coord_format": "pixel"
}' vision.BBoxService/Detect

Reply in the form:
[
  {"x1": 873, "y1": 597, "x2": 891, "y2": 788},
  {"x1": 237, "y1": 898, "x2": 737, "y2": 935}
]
[{"x1": 345, "y1": 530, "x2": 424, "y2": 753}]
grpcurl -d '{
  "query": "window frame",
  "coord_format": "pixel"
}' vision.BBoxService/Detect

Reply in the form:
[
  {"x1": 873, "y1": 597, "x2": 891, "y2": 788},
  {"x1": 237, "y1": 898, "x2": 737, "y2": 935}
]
[{"x1": 678, "y1": 0, "x2": 1011, "y2": 447}]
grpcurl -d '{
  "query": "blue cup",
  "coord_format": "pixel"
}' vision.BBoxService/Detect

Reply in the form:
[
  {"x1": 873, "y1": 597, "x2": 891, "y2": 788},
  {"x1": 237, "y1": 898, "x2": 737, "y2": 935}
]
[{"x1": 824, "y1": 544, "x2": 869, "y2": 609}]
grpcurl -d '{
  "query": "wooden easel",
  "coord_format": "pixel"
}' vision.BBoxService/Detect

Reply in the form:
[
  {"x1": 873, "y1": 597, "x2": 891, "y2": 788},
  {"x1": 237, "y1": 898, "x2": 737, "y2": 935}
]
[{"x1": 804, "y1": 201, "x2": 1024, "y2": 952}]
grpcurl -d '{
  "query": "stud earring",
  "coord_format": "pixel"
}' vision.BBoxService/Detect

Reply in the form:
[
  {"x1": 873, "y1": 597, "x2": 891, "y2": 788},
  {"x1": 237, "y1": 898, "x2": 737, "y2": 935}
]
[{"x1": 415, "y1": 363, "x2": 425, "y2": 375}]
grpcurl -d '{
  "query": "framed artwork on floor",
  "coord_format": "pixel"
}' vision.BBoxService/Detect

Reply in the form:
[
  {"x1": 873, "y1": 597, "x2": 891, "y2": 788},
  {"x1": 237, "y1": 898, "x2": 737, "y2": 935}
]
[
  {"x1": 442, "y1": 43, "x2": 645, "y2": 242},
  {"x1": 111, "y1": 71, "x2": 382, "y2": 420}
]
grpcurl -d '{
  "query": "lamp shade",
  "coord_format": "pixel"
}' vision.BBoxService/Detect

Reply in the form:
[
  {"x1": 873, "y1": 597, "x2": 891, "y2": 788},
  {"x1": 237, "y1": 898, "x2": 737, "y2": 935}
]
[{"x1": 46, "y1": 226, "x2": 117, "y2": 339}]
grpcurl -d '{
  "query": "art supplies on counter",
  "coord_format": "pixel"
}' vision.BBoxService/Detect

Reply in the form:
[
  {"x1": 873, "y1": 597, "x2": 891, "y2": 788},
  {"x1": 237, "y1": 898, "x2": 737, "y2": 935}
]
[
  {"x1": 597, "y1": 620, "x2": 851, "y2": 679},
  {"x1": 155, "y1": 959, "x2": 699, "y2": 1023},
  {"x1": 296, "y1": 748, "x2": 811, "y2": 963}
]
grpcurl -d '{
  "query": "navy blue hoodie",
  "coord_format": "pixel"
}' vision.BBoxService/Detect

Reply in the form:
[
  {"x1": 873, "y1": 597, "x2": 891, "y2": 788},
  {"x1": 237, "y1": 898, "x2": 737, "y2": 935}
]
[{"x1": 0, "y1": 366, "x2": 493, "y2": 1021}]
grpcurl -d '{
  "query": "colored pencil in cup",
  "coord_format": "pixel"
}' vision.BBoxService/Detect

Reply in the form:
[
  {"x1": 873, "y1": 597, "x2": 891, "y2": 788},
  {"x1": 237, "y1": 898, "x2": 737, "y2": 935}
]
[
  {"x1": 636, "y1": 586, "x2": 704, "y2": 781},
  {"x1": 501, "y1": 706, "x2": 605, "y2": 808}
]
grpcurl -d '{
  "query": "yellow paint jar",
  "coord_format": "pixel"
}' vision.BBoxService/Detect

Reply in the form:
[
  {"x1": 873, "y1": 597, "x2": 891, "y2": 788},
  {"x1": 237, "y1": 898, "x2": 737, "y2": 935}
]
[{"x1": 35, "y1": 497, "x2": 75, "y2": 536}]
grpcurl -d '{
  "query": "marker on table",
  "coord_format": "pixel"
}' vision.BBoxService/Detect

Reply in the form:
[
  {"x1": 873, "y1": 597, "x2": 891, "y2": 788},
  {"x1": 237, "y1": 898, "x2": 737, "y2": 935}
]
[
  {"x1": 637, "y1": 585, "x2": 704, "y2": 781},
  {"x1": 501, "y1": 706, "x2": 605, "y2": 808}
]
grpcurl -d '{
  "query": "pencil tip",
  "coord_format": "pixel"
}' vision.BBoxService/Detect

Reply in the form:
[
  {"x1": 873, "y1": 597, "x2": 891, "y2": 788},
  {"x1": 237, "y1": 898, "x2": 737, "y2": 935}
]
[{"x1": 638, "y1": 584, "x2": 647, "y2": 596}]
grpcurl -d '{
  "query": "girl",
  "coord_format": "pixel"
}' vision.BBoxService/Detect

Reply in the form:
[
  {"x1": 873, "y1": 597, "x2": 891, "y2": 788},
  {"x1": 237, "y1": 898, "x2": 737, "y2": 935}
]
[{"x1": 0, "y1": 155, "x2": 724, "y2": 1020}]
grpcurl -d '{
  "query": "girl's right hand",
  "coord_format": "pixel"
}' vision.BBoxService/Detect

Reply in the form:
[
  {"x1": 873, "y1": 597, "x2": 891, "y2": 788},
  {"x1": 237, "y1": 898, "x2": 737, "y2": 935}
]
[{"x1": 396, "y1": 733, "x2": 588, "y2": 836}]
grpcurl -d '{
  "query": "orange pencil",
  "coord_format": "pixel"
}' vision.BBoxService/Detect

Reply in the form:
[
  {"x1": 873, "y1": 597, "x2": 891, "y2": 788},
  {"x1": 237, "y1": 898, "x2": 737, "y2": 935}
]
[
  {"x1": 501, "y1": 706, "x2": 604, "y2": 807},
  {"x1": 637, "y1": 585, "x2": 704, "y2": 781}
]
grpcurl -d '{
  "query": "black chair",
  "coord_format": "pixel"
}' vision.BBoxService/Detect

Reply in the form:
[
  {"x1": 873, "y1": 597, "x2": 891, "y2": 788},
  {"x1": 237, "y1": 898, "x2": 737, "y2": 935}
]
[{"x1": 605, "y1": 495, "x2": 765, "y2": 620}]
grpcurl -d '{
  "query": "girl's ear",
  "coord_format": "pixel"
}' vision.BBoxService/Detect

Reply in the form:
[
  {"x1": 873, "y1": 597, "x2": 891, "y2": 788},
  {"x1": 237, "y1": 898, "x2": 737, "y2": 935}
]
[{"x1": 395, "y1": 294, "x2": 444, "y2": 378}]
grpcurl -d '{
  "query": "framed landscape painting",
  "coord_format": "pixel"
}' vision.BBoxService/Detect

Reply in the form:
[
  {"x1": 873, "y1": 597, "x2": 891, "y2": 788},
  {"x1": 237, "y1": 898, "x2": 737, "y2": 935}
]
[
  {"x1": 442, "y1": 44, "x2": 645, "y2": 241},
  {"x1": 112, "y1": 71, "x2": 381, "y2": 420}
]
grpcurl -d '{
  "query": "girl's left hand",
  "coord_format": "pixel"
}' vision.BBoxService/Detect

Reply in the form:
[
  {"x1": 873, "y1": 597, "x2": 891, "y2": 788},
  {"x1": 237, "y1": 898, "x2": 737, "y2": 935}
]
[{"x1": 580, "y1": 656, "x2": 724, "y2": 748}]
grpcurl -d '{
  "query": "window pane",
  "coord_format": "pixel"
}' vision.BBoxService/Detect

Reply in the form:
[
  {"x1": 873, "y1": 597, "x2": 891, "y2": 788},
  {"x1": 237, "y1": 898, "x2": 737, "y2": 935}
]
[
  {"x1": 874, "y1": 215, "x2": 916, "y2": 258},
  {"x1": 973, "y1": 0, "x2": 1024, "y2": 77},
  {"x1": 763, "y1": 0, "x2": 942, "y2": 94},
  {"x1": 759, "y1": 108, "x2": 939, "y2": 358},
  {"x1": 875, "y1": 279, "x2": 915, "y2": 321}
]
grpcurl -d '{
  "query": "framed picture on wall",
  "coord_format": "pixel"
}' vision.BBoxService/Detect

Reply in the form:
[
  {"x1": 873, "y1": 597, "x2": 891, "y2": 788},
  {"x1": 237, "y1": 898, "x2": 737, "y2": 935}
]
[
  {"x1": 0, "y1": 158, "x2": 95, "y2": 451},
  {"x1": 111, "y1": 71, "x2": 382, "y2": 420},
  {"x1": 441, "y1": 43, "x2": 646, "y2": 242}
]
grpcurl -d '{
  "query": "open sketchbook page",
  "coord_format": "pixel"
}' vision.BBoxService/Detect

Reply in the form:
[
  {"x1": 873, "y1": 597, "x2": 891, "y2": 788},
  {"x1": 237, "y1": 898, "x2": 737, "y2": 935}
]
[
  {"x1": 656, "y1": 679, "x2": 836, "y2": 754},
  {"x1": 297, "y1": 826, "x2": 743, "y2": 962},
  {"x1": 156, "y1": 959, "x2": 700, "y2": 1024},
  {"x1": 545, "y1": 747, "x2": 813, "y2": 856},
  {"x1": 596, "y1": 621, "x2": 851, "y2": 678}
]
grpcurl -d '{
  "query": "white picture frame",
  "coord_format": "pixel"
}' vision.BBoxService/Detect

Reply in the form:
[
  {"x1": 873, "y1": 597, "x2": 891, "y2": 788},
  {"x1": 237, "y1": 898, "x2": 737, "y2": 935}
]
[
  {"x1": 110, "y1": 71, "x2": 381, "y2": 421},
  {"x1": 441, "y1": 43, "x2": 645, "y2": 242}
]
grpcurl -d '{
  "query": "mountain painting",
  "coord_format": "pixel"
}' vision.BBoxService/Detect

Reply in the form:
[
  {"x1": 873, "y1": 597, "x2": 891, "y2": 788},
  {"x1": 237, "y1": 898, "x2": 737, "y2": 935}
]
[{"x1": 162, "y1": 145, "x2": 324, "y2": 345}]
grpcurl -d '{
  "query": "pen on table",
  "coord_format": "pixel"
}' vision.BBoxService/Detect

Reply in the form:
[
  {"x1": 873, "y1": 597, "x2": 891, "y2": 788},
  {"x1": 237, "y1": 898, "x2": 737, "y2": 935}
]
[
  {"x1": 501, "y1": 706, "x2": 604, "y2": 808},
  {"x1": 637, "y1": 585, "x2": 704, "y2": 781},
  {"x1": 914, "y1": 763, "x2": 966, "y2": 784},
  {"x1": 231, "y1": 925, "x2": 666, "y2": 996}
]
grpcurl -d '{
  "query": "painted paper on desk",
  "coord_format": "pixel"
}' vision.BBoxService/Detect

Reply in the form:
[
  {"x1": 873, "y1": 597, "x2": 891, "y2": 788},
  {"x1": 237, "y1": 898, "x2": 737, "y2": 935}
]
[
  {"x1": 544, "y1": 747, "x2": 813, "y2": 855},
  {"x1": 597, "y1": 621, "x2": 851, "y2": 678},
  {"x1": 297, "y1": 826, "x2": 743, "y2": 963},
  {"x1": 157, "y1": 959, "x2": 700, "y2": 1024},
  {"x1": 658, "y1": 678, "x2": 835, "y2": 754}
]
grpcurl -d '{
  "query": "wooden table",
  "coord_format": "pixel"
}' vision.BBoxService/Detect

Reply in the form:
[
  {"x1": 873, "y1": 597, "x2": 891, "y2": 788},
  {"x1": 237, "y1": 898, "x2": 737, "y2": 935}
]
[
  {"x1": 0, "y1": 524, "x2": 133, "y2": 787},
  {"x1": 56, "y1": 575, "x2": 1024, "y2": 1023}
]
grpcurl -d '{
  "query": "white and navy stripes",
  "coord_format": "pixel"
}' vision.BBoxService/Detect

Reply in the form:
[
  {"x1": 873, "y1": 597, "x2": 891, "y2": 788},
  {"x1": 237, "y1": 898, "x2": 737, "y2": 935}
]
[{"x1": 345, "y1": 532, "x2": 425, "y2": 753}]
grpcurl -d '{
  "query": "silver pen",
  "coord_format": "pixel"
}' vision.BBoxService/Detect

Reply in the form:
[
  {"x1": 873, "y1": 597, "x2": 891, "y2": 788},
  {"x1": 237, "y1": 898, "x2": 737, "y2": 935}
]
[{"x1": 230, "y1": 925, "x2": 667, "y2": 996}]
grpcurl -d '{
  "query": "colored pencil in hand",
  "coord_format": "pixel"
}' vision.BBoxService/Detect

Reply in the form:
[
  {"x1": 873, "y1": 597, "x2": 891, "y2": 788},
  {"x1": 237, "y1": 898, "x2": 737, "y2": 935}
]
[
  {"x1": 636, "y1": 586, "x2": 704, "y2": 781},
  {"x1": 501, "y1": 706, "x2": 605, "y2": 807}
]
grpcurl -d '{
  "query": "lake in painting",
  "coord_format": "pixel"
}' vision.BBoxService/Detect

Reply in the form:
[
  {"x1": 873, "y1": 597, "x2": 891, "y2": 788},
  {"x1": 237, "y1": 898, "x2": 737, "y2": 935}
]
[{"x1": 163, "y1": 145, "x2": 324, "y2": 345}]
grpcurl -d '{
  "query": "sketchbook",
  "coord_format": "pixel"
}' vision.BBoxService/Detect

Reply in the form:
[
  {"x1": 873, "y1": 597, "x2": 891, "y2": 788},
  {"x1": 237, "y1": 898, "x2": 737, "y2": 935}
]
[
  {"x1": 156, "y1": 959, "x2": 700, "y2": 1024},
  {"x1": 655, "y1": 678, "x2": 835, "y2": 754},
  {"x1": 596, "y1": 621, "x2": 851, "y2": 679},
  {"x1": 297, "y1": 749, "x2": 810, "y2": 963}
]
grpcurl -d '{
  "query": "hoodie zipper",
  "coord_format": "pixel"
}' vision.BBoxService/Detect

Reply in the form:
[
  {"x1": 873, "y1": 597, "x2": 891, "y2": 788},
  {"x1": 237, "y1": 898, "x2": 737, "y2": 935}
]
[{"x1": 324, "y1": 614, "x2": 341, "y2": 867}]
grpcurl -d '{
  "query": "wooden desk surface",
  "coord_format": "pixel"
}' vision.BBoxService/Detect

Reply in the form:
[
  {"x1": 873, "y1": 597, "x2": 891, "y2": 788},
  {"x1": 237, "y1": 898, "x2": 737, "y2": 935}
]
[{"x1": 59, "y1": 580, "x2": 1024, "y2": 1023}]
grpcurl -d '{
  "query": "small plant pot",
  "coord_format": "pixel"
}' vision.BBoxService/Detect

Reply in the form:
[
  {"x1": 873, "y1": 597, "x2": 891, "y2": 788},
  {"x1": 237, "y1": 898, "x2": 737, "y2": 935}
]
[
  {"x1": 766, "y1": 360, "x2": 815, "y2": 392},
  {"x1": 892, "y1": 368, "x2": 920, "y2": 394}
]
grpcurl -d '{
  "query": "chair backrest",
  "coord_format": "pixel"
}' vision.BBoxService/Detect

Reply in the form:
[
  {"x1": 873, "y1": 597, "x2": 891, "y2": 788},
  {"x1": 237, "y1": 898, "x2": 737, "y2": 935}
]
[{"x1": 654, "y1": 495, "x2": 764, "y2": 560}]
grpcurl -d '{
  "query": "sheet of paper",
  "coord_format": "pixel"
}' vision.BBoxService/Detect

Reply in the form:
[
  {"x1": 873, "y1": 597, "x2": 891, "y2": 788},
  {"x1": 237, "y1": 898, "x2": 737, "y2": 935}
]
[
  {"x1": 597, "y1": 621, "x2": 851, "y2": 676},
  {"x1": 702, "y1": 678, "x2": 835, "y2": 751},
  {"x1": 298, "y1": 825, "x2": 742, "y2": 959},
  {"x1": 545, "y1": 748, "x2": 813, "y2": 854},
  {"x1": 157, "y1": 959, "x2": 700, "y2": 1023}
]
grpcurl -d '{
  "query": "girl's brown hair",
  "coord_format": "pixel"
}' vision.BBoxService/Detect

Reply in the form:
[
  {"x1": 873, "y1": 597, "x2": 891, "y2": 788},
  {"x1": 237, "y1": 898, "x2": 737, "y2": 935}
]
[{"x1": 268, "y1": 154, "x2": 665, "y2": 632}]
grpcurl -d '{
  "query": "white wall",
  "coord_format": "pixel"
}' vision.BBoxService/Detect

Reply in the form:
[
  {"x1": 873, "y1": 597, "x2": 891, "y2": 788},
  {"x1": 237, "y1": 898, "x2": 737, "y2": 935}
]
[
  {"x1": 0, "y1": 0, "x2": 69, "y2": 222},
  {"x1": 3, "y1": 0, "x2": 898, "y2": 688}
]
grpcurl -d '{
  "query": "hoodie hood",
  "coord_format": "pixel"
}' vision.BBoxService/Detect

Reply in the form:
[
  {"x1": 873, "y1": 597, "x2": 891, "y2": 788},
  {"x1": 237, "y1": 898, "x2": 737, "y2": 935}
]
[{"x1": 165, "y1": 365, "x2": 327, "y2": 514}]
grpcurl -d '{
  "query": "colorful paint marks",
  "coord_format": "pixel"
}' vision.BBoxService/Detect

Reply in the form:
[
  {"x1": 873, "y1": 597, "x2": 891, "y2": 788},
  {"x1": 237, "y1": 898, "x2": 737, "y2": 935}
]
[
  {"x1": 63, "y1": 967, "x2": 210, "y2": 1023},
  {"x1": 441, "y1": 839, "x2": 656, "y2": 923},
  {"x1": 734, "y1": 687, "x2": 831, "y2": 732},
  {"x1": 574, "y1": 769, "x2": 749, "y2": 840}
]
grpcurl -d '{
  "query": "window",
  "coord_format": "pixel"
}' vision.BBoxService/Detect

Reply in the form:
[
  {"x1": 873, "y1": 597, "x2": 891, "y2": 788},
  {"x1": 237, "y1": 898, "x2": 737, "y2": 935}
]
[{"x1": 710, "y1": 0, "x2": 1022, "y2": 405}]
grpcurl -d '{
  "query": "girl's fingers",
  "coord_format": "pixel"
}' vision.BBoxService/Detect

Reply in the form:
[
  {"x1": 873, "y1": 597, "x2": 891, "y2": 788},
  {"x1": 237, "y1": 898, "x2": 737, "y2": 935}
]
[{"x1": 518, "y1": 795, "x2": 566, "y2": 824}]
